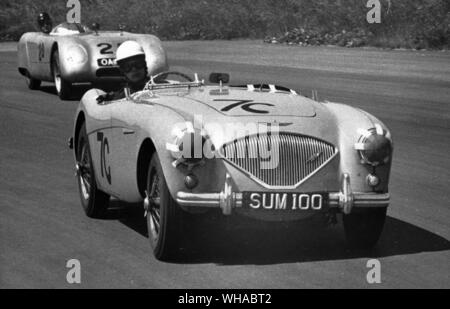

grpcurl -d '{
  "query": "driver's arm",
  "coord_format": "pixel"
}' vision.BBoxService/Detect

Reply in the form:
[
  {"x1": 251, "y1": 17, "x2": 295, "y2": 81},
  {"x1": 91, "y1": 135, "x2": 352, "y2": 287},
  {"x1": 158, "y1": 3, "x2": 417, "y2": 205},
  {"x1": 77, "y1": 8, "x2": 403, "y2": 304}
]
[{"x1": 96, "y1": 88, "x2": 126, "y2": 103}]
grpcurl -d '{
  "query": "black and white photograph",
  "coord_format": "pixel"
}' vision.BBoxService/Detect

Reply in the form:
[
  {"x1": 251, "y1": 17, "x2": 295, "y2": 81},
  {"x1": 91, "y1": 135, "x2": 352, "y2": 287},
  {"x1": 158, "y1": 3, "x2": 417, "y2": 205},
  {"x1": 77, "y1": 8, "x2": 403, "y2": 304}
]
[{"x1": 0, "y1": 0, "x2": 449, "y2": 292}]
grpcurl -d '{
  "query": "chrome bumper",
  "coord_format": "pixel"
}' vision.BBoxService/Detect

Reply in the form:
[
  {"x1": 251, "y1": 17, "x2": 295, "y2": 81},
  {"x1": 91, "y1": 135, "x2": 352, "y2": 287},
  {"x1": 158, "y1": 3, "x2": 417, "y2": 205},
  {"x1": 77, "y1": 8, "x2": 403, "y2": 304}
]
[{"x1": 176, "y1": 173, "x2": 390, "y2": 216}]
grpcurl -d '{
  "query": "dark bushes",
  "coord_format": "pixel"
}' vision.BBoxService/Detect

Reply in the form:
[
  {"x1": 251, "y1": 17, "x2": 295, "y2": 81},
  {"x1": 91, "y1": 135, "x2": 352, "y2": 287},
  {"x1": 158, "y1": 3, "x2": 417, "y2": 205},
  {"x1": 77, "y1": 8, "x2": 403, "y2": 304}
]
[{"x1": 0, "y1": 0, "x2": 448, "y2": 49}]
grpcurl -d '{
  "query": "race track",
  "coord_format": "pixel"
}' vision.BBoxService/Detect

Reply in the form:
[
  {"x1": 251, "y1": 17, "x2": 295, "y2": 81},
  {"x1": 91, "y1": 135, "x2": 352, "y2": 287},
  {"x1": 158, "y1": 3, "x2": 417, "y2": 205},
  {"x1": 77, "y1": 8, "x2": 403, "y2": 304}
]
[{"x1": 0, "y1": 41, "x2": 449, "y2": 288}]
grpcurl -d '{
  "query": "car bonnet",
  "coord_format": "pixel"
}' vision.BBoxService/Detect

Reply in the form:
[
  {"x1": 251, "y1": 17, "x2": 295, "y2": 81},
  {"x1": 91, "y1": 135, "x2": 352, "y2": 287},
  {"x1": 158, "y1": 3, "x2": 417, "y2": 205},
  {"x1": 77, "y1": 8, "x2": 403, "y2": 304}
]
[{"x1": 169, "y1": 86, "x2": 316, "y2": 117}]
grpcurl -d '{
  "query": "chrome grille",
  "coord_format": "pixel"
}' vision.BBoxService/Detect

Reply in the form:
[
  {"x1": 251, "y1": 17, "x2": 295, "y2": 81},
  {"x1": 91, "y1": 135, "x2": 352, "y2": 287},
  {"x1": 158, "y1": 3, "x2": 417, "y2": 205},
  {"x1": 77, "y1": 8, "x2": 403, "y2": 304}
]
[{"x1": 220, "y1": 133, "x2": 336, "y2": 187}]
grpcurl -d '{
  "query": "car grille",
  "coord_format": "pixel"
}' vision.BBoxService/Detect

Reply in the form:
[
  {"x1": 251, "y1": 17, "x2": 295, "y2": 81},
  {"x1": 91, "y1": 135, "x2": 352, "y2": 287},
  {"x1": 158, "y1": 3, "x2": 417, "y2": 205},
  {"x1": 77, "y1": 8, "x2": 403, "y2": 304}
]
[
  {"x1": 220, "y1": 133, "x2": 337, "y2": 187},
  {"x1": 96, "y1": 68, "x2": 122, "y2": 78}
]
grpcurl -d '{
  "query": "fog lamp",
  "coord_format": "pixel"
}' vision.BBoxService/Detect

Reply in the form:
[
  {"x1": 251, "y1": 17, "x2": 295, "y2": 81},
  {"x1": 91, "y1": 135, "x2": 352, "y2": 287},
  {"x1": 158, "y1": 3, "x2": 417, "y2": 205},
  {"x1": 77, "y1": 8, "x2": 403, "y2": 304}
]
[
  {"x1": 184, "y1": 174, "x2": 198, "y2": 189},
  {"x1": 367, "y1": 174, "x2": 380, "y2": 187}
]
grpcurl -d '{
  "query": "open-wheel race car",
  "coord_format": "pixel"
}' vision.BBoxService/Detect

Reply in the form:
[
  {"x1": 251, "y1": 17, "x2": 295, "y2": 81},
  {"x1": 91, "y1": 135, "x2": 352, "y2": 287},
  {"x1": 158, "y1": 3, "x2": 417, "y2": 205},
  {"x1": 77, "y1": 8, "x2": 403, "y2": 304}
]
[
  {"x1": 69, "y1": 71, "x2": 393, "y2": 261},
  {"x1": 17, "y1": 19, "x2": 168, "y2": 99}
]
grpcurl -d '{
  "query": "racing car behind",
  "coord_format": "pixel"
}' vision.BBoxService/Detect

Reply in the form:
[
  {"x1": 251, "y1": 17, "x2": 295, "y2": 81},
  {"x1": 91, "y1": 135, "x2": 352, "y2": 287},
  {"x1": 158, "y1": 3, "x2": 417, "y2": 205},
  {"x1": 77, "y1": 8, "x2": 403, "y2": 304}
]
[{"x1": 17, "y1": 15, "x2": 168, "y2": 99}]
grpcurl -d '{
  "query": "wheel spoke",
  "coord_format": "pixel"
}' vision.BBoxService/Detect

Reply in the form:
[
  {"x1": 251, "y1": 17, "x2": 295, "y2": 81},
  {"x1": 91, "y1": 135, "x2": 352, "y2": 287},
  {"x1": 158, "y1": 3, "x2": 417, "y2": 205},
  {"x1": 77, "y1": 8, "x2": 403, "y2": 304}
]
[
  {"x1": 149, "y1": 175, "x2": 158, "y2": 196},
  {"x1": 150, "y1": 209, "x2": 160, "y2": 233},
  {"x1": 83, "y1": 177, "x2": 91, "y2": 191},
  {"x1": 147, "y1": 171, "x2": 162, "y2": 238},
  {"x1": 84, "y1": 173, "x2": 91, "y2": 184},
  {"x1": 79, "y1": 174, "x2": 90, "y2": 200},
  {"x1": 153, "y1": 208, "x2": 161, "y2": 221},
  {"x1": 77, "y1": 161, "x2": 91, "y2": 178},
  {"x1": 79, "y1": 146, "x2": 92, "y2": 173},
  {"x1": 78, "y1": 143, "x2": 92, "y2": 200}
]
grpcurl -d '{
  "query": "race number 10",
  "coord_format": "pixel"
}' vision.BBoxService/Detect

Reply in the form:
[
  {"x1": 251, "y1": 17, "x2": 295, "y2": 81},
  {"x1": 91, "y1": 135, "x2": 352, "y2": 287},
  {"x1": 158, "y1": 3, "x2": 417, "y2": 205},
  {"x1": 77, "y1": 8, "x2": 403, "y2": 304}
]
[{"x1": 67, "y1": 0, "x2": 81, "y2": 23}]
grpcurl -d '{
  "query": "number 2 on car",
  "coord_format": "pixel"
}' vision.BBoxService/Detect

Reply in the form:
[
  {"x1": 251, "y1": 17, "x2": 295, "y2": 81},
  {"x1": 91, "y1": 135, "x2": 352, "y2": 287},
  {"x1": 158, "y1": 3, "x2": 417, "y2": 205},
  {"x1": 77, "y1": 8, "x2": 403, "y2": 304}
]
[{"x1": 97, "y1": 42, "x2": 122, "y2": 55}]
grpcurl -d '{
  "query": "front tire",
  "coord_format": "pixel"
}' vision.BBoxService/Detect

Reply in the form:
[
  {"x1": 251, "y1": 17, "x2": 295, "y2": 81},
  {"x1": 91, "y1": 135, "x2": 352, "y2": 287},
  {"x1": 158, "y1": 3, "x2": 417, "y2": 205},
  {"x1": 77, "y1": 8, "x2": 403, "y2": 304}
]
[
  {"x1": 76, "y1": 123, "x2": 110, "y2": 218},
  {"x1": 52, "y1": 50, "x2": 72, "y2": 100},
  {"x1": 343, "y1": 207, "x2": 387, "y2": 249},
  {"x1": 145, "y1": 154, "x2": 184, "y2": 261}
]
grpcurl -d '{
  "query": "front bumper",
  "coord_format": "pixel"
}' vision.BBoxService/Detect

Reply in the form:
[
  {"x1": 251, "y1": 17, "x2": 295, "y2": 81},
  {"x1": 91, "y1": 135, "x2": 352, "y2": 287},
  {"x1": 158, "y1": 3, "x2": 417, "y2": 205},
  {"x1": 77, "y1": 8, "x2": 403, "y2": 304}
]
[{"x1": 176, "y1": 173, "x2": 389, "y2": 215}]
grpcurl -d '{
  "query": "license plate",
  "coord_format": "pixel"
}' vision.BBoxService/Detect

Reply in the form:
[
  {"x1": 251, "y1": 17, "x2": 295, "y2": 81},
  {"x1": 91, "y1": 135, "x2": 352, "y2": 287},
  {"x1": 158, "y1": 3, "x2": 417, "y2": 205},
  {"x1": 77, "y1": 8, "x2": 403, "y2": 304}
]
[
  {"x1": 97, "y1": 58, "x2": 117, "y2": 67},
  {"x1": 243, "y1": 192, "x2": 327, "y2": 211}
]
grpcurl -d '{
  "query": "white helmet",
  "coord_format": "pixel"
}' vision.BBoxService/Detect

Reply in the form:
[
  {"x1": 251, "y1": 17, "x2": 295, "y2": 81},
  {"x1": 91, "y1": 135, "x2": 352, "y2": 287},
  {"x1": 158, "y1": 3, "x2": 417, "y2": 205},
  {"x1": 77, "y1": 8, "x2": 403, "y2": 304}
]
[{"x1": 116, "y1": 40, "x2": 145, "y2": 64}]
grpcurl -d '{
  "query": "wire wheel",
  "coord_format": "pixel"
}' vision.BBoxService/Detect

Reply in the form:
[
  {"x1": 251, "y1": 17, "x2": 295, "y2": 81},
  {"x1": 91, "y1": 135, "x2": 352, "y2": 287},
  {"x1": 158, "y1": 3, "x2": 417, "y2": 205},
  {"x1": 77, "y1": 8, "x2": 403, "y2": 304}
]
[
  {"x1": 75, "y1": 123, "x2": 109, "y2": 218},
  {"x1": 52, "y1": 50, "x2": 71, "y2": 99},
  {"x1": 78, "y1": 142, "x2": 92, "y2": 201},
  {"x1": 53, "y1": 55, "x2": 62, "y2": 93},
  {"x1": 25, "y1": 73, "x2": 41, "y2": 90},
  {"x1": 146, "y1": 171, "x2": 161, "y2": 242},
  {"x1": 145, "y1": 154, "x2": 184, "y2": 261}
]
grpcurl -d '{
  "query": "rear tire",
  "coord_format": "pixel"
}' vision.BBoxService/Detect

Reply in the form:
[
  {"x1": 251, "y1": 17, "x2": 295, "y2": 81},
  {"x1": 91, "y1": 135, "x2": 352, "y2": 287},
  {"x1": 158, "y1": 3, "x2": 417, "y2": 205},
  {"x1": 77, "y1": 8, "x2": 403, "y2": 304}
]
[
  {"x1": 52, "y1": 50, "x2": 72, "y2": 100},
  {"x1": 26, "y1": 74, "x2": 41, "y2": 90},
  {"x1": 76, "y1": 123, "x2": 110, "y2": 218},
  {"x1": 145, "y1": 153, "x2": 184, "y2": 261},
  {"x1": 343, "y1": 207, "x2": 387, "y2": 249}
]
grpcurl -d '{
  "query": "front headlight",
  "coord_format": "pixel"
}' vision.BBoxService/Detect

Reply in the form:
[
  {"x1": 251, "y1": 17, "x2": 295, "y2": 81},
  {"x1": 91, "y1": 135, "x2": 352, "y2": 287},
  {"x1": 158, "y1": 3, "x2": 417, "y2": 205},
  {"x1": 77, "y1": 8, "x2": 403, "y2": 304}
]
[
  {"x1": 66, "y1": 45, "x2": 88, "y2": 64},
  {"x1": 355, "y1": 124, "x2": 392, "y2": 166}
]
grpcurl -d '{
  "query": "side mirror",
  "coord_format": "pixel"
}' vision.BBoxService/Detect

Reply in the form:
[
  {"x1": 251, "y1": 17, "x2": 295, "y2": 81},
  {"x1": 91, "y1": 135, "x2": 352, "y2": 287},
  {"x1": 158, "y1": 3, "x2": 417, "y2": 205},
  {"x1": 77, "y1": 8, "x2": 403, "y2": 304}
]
[{"x1": 209, "y1": 72, "x2": 230, "y2": 84}]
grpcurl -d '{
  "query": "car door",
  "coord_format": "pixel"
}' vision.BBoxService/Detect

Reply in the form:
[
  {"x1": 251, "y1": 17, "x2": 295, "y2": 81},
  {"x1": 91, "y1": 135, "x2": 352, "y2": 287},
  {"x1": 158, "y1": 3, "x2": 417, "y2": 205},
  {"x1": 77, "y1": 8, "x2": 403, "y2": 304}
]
[
  {"x1": 86, "y1": 101, "x2": 114, "y2": 196},
  {"x1": 109, "y1": 99, "x2": 144, "y2": 202},
  {"x1": 27, "y1": 34, "x2": 54, "y2": 80}
]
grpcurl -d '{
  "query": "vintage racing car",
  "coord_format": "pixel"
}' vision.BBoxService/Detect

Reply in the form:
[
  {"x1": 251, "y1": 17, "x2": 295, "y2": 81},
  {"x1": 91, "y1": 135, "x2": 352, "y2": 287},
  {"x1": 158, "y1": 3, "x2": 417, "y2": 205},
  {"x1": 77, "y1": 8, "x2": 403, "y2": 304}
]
[
  {"x1": 69, "y1": 71, "x2": 393, "y2": 261},
  {"x1": 17, "y1": 22, "x2": 168, "y2": 99}
]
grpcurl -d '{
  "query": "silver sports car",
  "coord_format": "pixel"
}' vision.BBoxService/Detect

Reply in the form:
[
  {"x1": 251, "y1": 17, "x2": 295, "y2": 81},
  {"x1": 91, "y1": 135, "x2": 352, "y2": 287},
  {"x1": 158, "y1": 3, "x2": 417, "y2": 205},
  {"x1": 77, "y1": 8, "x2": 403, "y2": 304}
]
[
  {"x1": 17, "y1": 22, "x2": 168, "y2": 99},
  {"x1": 70, "y1": 71, "x2": 393, "y2": 261}
]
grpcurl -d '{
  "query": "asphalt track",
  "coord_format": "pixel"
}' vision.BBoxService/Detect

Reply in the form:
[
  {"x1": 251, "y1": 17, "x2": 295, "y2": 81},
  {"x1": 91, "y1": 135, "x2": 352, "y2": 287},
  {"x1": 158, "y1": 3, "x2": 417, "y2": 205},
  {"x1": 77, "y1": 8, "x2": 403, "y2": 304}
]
[{"x1": 0, "y1": 41, "x2": 449, "y2": 288}]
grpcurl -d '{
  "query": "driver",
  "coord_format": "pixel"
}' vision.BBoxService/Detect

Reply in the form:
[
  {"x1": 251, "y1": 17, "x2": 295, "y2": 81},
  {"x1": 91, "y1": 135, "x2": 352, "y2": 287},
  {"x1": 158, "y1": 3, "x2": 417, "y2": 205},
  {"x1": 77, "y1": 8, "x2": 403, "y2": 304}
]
[
  {"x1": 97, "y1": 40, "x2": 150, "y2": 102},
  {"x1": 38, "y1": 12, "x2": 53, "y2": 34}
]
